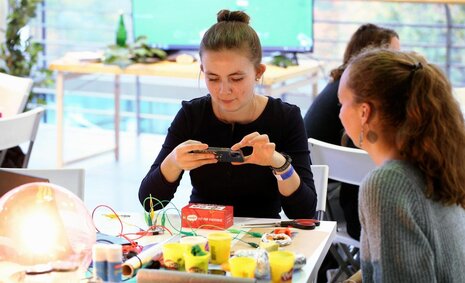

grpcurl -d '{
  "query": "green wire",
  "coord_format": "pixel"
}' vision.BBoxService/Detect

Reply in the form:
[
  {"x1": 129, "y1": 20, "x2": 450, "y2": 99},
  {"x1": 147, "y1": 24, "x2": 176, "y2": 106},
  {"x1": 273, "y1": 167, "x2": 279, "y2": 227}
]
[
  {"x1": 230, "y1": 233, "x2": 259, "y2": 248},
  {"x1": 142, "y1": 196, "x2": 169, "y2": 226},
  {"x1": 231, "y1": 233, "x2": 260, "y2": 248},
  {"x1": 161, "y1": 207, "x2": 198, "y2": 236},
  {"x1": 228, "y1": 228, "x2": 263, "y2": 238},
  {"x1": 140, "y1": 196, "x2": 200, "y2": 237},
  {"x1": 144, "y1": 197, "x2": 265, "y2": 241}
]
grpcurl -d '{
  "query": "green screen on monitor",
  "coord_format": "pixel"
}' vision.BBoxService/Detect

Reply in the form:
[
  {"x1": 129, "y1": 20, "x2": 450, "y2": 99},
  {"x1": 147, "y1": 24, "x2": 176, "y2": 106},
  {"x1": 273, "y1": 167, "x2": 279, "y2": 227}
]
[{"x1": 132, "y1": 0, "x2": 314, "y2": 53}]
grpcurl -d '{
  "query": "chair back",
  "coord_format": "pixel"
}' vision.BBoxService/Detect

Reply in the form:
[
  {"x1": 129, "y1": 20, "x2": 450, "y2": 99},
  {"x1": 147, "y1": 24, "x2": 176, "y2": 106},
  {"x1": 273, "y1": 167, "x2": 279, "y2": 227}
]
[
  {"x1": 309, "y1": 138, "x2": 370, "y2": 278},
  {"x1": 0, "y1": 72, "x2": 33, "y2": 117},
  {"x1": 2, "y1": 168, "x2": 85, "y2": 200},
  {"x1": 311, "y1": 164, "x2": 329, "y2": 221},
  {"x1": 453, "y1": 87, "x2": 465, "y2": 115},
  {"x1": 309, "y1": 138, "x2": 376, "y2": 186},
  {"x1": 0, "y1": 107, "x2": 44, "y2": 167}
]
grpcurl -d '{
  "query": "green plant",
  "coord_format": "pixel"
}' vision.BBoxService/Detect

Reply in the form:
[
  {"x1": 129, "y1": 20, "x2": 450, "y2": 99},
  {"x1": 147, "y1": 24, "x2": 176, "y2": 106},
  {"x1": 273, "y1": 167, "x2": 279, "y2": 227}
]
[
  {"x1": 0, "y1": 0, "x2": 53, "y2": 104},
  {"x1": 103, "y1": 35, "x2": 167, "y2": 68},
  {"x1": 270, "y1": 54, "x2": 297, "y2": 68}
]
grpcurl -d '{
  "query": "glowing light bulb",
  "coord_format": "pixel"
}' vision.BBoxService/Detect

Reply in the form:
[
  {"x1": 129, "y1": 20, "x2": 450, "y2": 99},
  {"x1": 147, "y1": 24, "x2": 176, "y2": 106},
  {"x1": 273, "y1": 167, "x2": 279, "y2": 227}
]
[{"x1": 0, "y1": 182, "x2": 96, "y2": 282}]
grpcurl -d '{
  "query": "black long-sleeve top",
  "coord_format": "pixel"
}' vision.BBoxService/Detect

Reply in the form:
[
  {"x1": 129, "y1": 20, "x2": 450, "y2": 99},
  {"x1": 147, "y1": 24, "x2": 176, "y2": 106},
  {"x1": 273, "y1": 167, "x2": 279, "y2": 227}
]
[
  {"x1": 139, "y1": 95, "x2": 317, "y2": 219},
  {"x1": 304, "y1": 80, "x2": 344, "y2": 145}
]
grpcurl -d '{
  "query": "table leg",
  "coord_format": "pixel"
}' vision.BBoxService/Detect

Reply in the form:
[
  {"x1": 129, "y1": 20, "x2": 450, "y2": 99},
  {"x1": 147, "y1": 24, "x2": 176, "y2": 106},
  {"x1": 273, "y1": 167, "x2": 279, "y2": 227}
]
[
  {"x1": 56, "y1": 72, "x2": 64, "y2": 168},
  {"x1": 114, "y1": 74, "x2": 120, "y2": 161},
  {"x1": 312, "y1": 78, "x2": 319, "y2": 97},
  {"x1": 136, "y1": 76, "x2": 141, "y2": 136}
]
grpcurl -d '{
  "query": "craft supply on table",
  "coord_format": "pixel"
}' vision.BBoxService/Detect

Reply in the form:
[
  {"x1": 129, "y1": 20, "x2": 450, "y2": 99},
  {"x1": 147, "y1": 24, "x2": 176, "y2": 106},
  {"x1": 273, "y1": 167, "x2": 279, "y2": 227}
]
[
  {"x1": 162, "y1": 243, "x2": 185, "y2": 271},
  {"x1": 268, "y1": 250, "x2": 295, "y2": 283},
  {"x1": 121, "y1": 234, "x2": 181, "y2": 278},
  {"x1": 229, "y1": 256, "x2": 257, "y2": 278},
  {"x1": 207, "y1": 232, "x2": 232, "y2": 264},
  {"x1": 184, "y1": 245, "x2": 210, "y2": 274}
]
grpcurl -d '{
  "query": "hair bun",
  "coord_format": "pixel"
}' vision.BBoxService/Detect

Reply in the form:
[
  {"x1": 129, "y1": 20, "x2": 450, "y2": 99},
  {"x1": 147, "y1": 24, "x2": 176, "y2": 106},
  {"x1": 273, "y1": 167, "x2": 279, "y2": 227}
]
[{"x1": 217, "y1": 9, "x2": 250, "y2": 24}]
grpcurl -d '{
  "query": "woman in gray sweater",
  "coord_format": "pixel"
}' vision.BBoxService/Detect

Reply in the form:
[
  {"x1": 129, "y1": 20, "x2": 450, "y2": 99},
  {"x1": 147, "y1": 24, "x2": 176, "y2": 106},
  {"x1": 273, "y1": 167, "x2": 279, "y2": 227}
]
[{"x1": 338, "y1": 48, "x2": 465, "y2": 282}]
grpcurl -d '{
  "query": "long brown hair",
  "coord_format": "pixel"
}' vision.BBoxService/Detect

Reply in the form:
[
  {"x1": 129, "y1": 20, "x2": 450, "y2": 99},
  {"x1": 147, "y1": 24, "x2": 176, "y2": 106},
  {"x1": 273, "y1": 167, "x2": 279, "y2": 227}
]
[
  {"x1": 346, "y1": 48, "x2": 465, "y2": 208},
  {"x1": 199, "y1": 10, "x2": 262, "y2": 69},
  {"x1": 331, "y1": 23, "x2": 399, "y2": 81}
]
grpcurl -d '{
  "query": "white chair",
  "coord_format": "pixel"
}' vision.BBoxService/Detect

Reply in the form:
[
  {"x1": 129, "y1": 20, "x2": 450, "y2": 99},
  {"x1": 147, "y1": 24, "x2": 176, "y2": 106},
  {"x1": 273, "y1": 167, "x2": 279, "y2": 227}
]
[
  {"x1": 2, "y1": 168, "x2": 85, "y2": 200},
  {"x1": 309, "y1": 138, "x2": 376, "y2": 186},
  {"x1": 0, "y1": 72, "x2": 33, "y2": 117},
  {"x1": 308, "y1": 138, "x2": 376, "y2": 282},
  {"x1": 453, "y1": 87, "x2": 465, "y2": 115},
  {"x1": 311, "y1": 164, "x2": 329, "y2": 221},
  {"x1": 0, "y1": 107, "x2": 44, "y2": 168}
]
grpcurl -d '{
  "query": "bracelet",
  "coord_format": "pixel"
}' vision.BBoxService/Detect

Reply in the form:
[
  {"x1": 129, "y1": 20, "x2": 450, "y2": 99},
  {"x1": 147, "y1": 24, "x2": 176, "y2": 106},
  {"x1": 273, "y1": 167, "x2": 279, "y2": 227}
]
[
  {"x1": 274, "y1": 165, "x2": 294, "y2": 181},
  {"x1": 270, "y1": 153, "x2": 292, "y2": 173}
]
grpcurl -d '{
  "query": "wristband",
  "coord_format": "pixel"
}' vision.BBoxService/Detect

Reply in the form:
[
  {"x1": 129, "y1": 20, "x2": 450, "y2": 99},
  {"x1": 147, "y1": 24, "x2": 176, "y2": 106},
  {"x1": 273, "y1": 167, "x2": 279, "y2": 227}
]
[
  {"x1": 270, "y1": 153, "x2": 292, "y2": 173},
  {"x1": 273, "y1": 165, "x2": 294, "y2": 181}
]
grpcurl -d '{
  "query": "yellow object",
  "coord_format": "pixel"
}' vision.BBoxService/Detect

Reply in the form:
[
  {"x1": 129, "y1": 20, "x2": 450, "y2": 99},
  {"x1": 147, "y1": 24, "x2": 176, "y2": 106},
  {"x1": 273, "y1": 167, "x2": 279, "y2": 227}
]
[
  {"x1": 180, "y1": 236, "x2": 208, "y2": 252},
  {"x1": 184, "y1": 251, "x2": 210, "y2": 273},
  {"x1": 221, "y1": 261, "x2": 230, "y2": 272},
  {"x1": 149, "y1": 195, "x2": 154, "y2": 226},
  {"x1": 229, "y1": 257, "x2": 257, "y2": 278},
  {"x1": 207, "y1": 232, "x2": 232, "y2": 264},
  {"x1": 259, "y1": 241, "x2": 279, "y2": 252},
  {"x1": 268, "y1": 251, "x2": 295, "y2": 283},
  {"x1": 162, "y1": 243, "x2": 185, "y2": 271}
]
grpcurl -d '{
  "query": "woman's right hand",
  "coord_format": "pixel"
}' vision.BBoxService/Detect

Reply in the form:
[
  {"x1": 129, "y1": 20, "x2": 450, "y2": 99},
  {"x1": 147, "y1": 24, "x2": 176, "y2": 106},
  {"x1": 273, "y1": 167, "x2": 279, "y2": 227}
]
[{"x1": 161, "y1": 140, "x2": 218, "y2": 182}]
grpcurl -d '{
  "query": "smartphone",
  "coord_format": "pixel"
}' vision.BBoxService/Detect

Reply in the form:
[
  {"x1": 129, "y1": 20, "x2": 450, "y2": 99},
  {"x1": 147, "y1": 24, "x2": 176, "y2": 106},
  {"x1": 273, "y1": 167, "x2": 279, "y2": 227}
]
[{"x1": 191, "y1": 147, "x2": 244, "y2": 162}]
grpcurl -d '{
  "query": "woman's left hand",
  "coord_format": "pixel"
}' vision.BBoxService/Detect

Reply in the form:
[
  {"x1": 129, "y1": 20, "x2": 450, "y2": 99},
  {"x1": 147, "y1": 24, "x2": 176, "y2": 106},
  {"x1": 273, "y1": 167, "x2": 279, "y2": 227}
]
[{"x1": 231, "y1": 132, "x2": 277, "y2": 166}]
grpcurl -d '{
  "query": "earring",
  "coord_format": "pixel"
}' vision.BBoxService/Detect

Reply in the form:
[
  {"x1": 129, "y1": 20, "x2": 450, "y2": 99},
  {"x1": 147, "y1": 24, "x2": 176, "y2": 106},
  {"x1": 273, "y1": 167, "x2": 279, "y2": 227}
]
[
  {"x1": 366, "y1": 129, "x2": 378, "y2": 143},
  {"x1": 358, "y1": 127, "x2": 364, "y2": 148},
  {"x1": 255, "y1": 77, "x2": 260, "y2": 81}
]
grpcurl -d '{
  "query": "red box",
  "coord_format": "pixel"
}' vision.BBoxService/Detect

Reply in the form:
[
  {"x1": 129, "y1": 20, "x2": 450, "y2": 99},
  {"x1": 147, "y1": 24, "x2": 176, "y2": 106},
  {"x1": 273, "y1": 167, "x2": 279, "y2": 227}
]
[{"x1": 181, "y1": 203, "x2": 234, "y2": 230}]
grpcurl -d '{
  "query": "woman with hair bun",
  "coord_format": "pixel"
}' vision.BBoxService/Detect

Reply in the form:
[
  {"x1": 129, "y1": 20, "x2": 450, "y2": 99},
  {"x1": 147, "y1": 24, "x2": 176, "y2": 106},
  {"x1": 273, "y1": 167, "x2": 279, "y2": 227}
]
[
  {"x1": 338, "y1": 48, "x2": 465, "y2": 282},
  {"x1": 139, "y1": 10, "x2": 317, "y2": 219}
]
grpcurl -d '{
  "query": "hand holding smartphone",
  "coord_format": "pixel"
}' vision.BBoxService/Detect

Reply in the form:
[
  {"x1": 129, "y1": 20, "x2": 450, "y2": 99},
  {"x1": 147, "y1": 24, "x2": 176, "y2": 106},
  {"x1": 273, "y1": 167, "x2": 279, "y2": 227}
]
[{"x1": 191, "y1": 147, "x2": 244, "y2": 162}]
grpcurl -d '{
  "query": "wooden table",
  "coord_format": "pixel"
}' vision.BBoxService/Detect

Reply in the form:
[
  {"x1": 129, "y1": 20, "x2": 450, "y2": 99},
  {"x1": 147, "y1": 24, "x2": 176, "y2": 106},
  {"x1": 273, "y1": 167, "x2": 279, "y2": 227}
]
[{"x1": 49, "y1": 60, "x2": 322, "y2": 167}]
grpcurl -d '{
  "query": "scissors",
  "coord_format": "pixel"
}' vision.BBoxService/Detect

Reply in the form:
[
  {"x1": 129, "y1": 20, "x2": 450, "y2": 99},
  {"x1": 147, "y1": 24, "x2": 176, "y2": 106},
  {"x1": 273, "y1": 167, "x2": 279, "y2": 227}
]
[{"x1": 240, "y1": 219, "x2": 320, "y2": 230}]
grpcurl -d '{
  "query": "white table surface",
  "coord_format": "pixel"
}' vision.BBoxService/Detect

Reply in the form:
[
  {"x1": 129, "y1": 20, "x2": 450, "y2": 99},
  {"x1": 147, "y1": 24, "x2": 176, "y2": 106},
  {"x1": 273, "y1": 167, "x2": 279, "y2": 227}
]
[{"x1": 94, "y1": 213, "x2": 336, "y2": 283}]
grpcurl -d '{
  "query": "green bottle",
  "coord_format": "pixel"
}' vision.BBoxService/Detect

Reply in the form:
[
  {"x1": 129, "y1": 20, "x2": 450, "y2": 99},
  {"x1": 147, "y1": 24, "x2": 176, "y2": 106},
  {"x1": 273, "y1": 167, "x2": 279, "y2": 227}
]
[{"x1": 116, "y1": 13, "x2": 127, "y2": 47}]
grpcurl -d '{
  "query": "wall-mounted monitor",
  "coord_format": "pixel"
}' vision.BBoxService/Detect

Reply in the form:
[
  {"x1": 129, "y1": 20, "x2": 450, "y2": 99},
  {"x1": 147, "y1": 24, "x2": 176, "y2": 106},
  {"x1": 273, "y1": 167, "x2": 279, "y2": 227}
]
[{"x1": 132, "y1": 0, "x2": 314, "y2": 53}]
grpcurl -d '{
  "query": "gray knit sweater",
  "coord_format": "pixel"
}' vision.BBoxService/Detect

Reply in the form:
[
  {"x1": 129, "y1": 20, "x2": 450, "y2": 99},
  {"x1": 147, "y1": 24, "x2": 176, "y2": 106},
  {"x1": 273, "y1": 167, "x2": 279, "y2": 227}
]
[{"x1": 359, "y1": 160, "x2": 465, "y2": 283}]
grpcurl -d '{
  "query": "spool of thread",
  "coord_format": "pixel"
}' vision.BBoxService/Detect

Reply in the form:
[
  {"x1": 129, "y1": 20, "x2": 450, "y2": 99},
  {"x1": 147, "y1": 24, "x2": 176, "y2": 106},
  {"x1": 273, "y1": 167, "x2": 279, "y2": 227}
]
[
  {"x1": 92, "y1": 244, "x2": 108, "y2": 281},
  {"x1": 106, "y1": 244, "x2": 123, "y2": 282}
]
